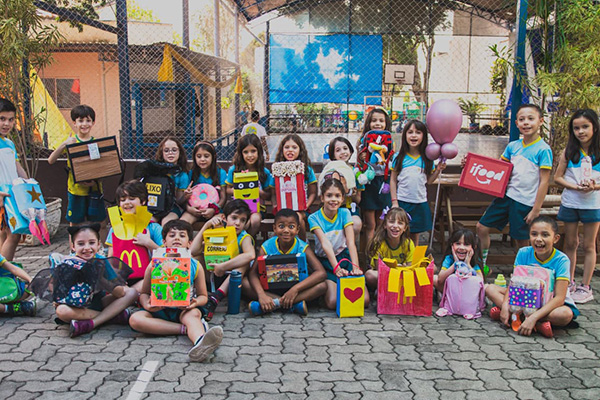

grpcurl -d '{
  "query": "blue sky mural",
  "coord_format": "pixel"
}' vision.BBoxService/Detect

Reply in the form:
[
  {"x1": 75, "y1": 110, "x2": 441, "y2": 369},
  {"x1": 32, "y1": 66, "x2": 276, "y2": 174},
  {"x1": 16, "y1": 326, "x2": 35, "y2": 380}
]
[{"x1": 269, "y1": 34, "x2": 383, "y2": 104}]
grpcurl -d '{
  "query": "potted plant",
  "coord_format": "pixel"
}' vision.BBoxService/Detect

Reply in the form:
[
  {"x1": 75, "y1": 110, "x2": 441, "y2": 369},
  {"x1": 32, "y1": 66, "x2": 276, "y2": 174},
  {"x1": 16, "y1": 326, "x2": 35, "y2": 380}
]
[{"x1": 458, "y1": 97, "x2": 487, "y2": 132}]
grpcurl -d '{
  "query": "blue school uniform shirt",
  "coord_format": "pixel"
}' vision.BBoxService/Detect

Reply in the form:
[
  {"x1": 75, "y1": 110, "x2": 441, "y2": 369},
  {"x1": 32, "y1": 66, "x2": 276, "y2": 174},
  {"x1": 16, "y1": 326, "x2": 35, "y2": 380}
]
[
  {"x1": 225, "y1": 166, "x2": 275, "y2": 189},
  {"x1": 305, "y1": 166, "x2": 317, "y2": 185},
  {"x1": 561, "y1": 151, "x2": 600, "y2": 209},
  {"x1": 0, "y1": 254, "x2": 6, "y2": 266},
  {"x1": 501, "y1": 137, "x2": 552, "y2": 207},
  {"x1": 189, "y1": 168, "x2": 227, "y2": 186},
  {"x1": 105, "y1": 222, "x2": 163, "y2": 247},
  {"x1": 0, "y1": 136, "x2": 19, "y2": 186},
  {"x1": 441, "y1": 255, "x2": 481, "y2": 272},
  {"x1": 261, "y1": 236, "x2": 308, "y2": 255},
  {"x1": 237, "y1": 229, "x2": 254, "y2": 252},
  {"x1": 308, "y1": 207, "x2": 353, "y2": 258},
  {"x1": 171, "y1": 171, "x2": 191, "y2": 190},
  {"x1": 392, "y1": 153, "x2": 434, "y2": 204}
]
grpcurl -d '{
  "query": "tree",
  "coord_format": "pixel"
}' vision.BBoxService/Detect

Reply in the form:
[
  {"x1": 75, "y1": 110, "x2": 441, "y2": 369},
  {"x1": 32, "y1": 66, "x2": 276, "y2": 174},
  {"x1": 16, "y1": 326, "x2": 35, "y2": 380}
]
[{"x1": 128, "y1": 0, "x2": 160, "y2": 22}]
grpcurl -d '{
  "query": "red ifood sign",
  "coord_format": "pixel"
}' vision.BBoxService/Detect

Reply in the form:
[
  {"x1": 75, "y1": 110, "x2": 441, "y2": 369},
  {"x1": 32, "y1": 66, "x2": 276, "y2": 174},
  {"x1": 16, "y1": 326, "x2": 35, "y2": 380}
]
[{"x1": 459, "y1": 153, "x2": 513, "y2": 198}]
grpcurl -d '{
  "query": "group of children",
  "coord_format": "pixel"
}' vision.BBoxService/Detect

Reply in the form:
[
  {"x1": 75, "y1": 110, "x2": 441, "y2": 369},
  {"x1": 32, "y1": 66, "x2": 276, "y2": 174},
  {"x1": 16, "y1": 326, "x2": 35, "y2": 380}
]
[{"x1": 0, "y1": 99, "x2": 598, "y2": 361}]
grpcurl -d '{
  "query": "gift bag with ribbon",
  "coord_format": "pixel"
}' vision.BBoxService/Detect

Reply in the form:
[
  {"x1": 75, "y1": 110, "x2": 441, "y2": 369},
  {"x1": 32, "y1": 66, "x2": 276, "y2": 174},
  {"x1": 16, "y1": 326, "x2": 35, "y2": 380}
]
[
  {"x1": 377, "y1": 249, "x2": 434, "y2": 316},
  {"x1": 337, "y1": 275, "x2": 365, "y2": 318}
]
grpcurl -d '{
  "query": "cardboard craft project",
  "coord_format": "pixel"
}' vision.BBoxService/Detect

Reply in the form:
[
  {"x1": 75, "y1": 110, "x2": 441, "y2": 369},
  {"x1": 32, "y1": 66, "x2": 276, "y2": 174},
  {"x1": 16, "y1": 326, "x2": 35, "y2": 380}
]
[
  {"x1": 150, "y1": 247, "x2": 192, "y2": 307},
  {"x1": 108, "y1": 205, "x2": 154, "y2": 279},
  {"x1": 144, "y1": 175, "x2": 172, "y2": 215},
  {"x1": 512, "y1": 264, "x2": 555, "y2": 305},
  {"x1": 508, "y1": 275, "x2": 543, "y2": 316},
  {"x1": 233, "y1": 171, "x2": 260, "y2": 213},
  {"x1": 189, "y1": 183, "x2": 219, "y2": 209},
  {"x1": 377, "y1": 245, "x2": 434, "y2": 316},
  {"x1": 203, "y1": 226, "x2": 239, "y2": 270},
  {"x1": 0, "y1": 183, "x2": 29, "y2": 236},
  {"x1": 272, "y1": 161, "x2": 307, "y2": 211},
  {"x1": 66, "y1": 136, "x2": 122, "y2": 183},
  {"x1": 459, "y1": 152, "x2": 513, "y2": 198},
  {"x1": 337, "y1": 275, "x2": 365, "y2": 318},
  {"x1": 11, "y1": 178, "x2": 50, "y2": 244},
  {"x1": 257, "y1": 253, "x2": 308, "y2": 291}
]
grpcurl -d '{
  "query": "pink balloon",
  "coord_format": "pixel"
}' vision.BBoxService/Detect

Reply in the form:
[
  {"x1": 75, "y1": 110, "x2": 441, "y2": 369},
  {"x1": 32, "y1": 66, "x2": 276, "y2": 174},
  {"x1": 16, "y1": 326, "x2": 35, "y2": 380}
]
[
  {"x1": 426, "y1": 100, "x2": 463, "y2": 144},
  {"x1": 441, "y1": 143, "x2": 459, "y2": 160},
  {"x1": 425, "y1": 143, "x2": 441, "y2": 161}
]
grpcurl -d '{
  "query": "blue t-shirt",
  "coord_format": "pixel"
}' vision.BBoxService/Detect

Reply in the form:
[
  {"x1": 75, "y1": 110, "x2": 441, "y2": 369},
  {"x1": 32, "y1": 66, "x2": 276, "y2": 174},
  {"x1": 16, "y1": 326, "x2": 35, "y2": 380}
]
[
  {"x1": 262, "y1": 236, "x2": 308, "y2": 255},
  {"x1": 0, "y1": 136, "x2": 19, "y2": 186},
  {"x1": 441, "y1": 255, "x2": 481, "y2": 272},
  {"x1": 189, "y1": 168, "x2": 227, "y2": 187},
  {"x1": 501, "y1": 137, "x2": 552, "y2": 207},
  {"x1": 171, "y1": 171, "x2": 191, "y2": 190},
  {"x1": 105, "y1": 222, "x2": 163, "y2": 247},
  {"x1": 225, "y1": 166, "x2": 275, "y2": 189},
  {"x1": 305, "y1": 166, "x2": 317, "y2": 185},
  {"x1": 0, "y1": 254, "x2": 6, "y2": 266},
  {"x1": 308, "y1": 207, "x2": 353, "y2": 258},
  {"x1": 237, "y1": 229, "x2": 254, "y2": 252}
]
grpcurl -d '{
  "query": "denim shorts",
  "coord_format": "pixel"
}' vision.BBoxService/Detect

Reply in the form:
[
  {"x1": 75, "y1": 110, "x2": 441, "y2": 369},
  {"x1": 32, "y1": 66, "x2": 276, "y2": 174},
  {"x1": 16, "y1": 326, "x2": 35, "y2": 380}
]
[{"x1": 557, "y1": 205, "x2": 600, "y2": 223}]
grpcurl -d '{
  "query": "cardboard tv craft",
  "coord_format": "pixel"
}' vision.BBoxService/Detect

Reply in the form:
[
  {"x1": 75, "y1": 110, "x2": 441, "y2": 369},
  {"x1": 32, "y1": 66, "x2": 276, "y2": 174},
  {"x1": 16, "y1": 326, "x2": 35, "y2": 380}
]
[
  {"x1": 233, "y1": 171, "x2": 260, "y2": 213},
  {"x1": 203, "y1": 226, "x2": 239, "y2": 270},
  {"x1": 459, "y1": 152, "x2": 513, "y2": 198},
  {"x1": 66, "y1": 136, "x2": 122, "y2": 183},
  {"x1": 337, "y1": 275, "x2": 365, "y2": 318},
  {"x1": 257, "y1": 253, "x2": 308, "y2": 291},
  {"x1": 150, "y1": 247, "x2": 192, "y2": 307}
]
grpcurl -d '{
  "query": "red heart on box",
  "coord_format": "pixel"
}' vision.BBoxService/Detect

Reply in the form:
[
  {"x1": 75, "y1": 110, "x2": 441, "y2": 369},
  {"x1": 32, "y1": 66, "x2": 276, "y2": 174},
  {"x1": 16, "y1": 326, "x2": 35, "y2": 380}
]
[{"x1": 344, "y1": 287, "x2": 363, "y2": 303}]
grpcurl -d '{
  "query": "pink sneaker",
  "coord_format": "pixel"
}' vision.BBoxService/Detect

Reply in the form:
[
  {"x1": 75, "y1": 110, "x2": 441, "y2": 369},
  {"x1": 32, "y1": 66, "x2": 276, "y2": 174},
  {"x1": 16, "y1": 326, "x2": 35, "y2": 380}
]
[
  {"x1": 70, "y1": 319, "x2": 94, "y2": 338},
  {"x1": 571, "y1": 285, "x2": 594, "y2": 304},
  {"x1": 568, "y1": 281, "x2": 577, "y2": 295}
]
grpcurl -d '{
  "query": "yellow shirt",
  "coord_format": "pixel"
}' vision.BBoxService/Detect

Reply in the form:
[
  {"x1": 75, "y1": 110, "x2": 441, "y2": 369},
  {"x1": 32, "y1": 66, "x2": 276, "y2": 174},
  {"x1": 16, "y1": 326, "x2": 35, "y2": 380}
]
[{"x1": 370, "y1": 238, "x2": 415, "y2": 270}]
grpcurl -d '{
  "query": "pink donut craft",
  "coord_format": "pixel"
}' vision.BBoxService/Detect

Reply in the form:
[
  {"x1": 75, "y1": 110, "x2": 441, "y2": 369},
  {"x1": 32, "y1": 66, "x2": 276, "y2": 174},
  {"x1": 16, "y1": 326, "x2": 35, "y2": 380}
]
[{"x1": 189, "y1": 184, "x2": 219, "y2": 209}]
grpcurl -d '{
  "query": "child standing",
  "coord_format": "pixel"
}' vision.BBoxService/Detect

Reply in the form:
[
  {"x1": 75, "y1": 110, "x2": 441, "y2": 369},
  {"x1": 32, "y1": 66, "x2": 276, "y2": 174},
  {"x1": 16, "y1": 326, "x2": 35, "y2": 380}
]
[
  {"x1": 225, "y1": 134, "x2": 274, "y2": 236},
  {"x1": 365, "y1": 207, "x2": 414, "y2": 290},
  {"x1": 328, "y1": 137, "x2": 363, "y2": 238},
  {"x1": 274, "y1": 134, "x2": 318, "y2": 240},
  {"x1": 191, "y1": 200, "x2": 256, "y2": 321},
  {"x1": 129, "y1": 220, "x2": 223, "y2": 362},
  {"x1": 55, "y1": 224, "x2": 138, "y2": 338},
  {"x1": 390, "y1": 120, "x2": 446, "y2": 246},
  {"x1": 486, "y1": 216, "x2": 579, "y2": 338},
  {"x1": 241, "y1": 110, "x2": 269, "y2": 161},
  {"x1": 181, "y1": 141, "x2": 227, "y2": 225},
  {"x1": 554, "y1": 109, "x2": 600, "y2": 303},
  {"x1": 308, "y1": 178, "x2": 369, "y2": 309},
  {"x1": 0, "y1": 99, "x2": 28, "y2": 261},
  {"x1": 106, "y1": 180, "x2": 163, "y2": 291},
  {"x1": 477, "y1": 104, "x2": 553, "y2": 266},
  {"x1": 48, "y1": 105, "x2": 106, "y2": 228},
  {"x1": 0, "y1": 253, "x2": 35, "y2": 316},
  {"x1": 433, "y1": 229, "x2": 484, "y2": 293},
  {"x1": 357, "y1": 108, "x2": 393, "y2": 257},
  {"x1": 247, "y1": 208, "x2": 327, "y2": 316},
  {"x1": 154, "y1": 136, "x2": 190, "y2": 225}
]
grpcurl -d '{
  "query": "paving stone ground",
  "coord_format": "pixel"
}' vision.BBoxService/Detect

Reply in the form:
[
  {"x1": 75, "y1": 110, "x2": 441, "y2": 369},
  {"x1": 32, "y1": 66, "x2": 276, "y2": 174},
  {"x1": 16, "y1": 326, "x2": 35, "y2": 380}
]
[{"x1": 1, "y1": 227, "x2": 599, "y2": 399}]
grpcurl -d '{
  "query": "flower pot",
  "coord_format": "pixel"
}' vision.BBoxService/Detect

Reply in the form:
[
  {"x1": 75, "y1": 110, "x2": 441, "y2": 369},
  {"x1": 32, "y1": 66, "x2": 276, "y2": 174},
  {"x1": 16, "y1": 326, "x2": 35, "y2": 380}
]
[{"x1": 20, "y1": 196, "x2": 62, "y2": 246}]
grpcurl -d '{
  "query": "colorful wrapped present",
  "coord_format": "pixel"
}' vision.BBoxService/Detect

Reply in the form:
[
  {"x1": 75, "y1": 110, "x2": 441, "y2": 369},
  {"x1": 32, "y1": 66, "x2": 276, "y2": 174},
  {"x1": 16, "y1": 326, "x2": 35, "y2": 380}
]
[
  {"x1": 203, "y1": 226, "x2": 239, "y2": 270},
  {"x1": 337, "y1": 275, "x2": 365, "y2": 318},
  {"x1": 233, "y1": 171, "x2": 260, "y2": 213},
  {"x1": 257, "y1": 253, "x2": 308, "y2": 291},
  {"x1": 150, "y1": 247, "x2": 192, "y2": 307},
  {"x1": 508, "y1": 275, "x2": 543, "y2": 315},
  {"x1": 512, "y1": 265, "x2": 555, "y2": 305},
  {"x1": 272, "y1": 161, "x2": 306, "y2": 211},
  {"x1": 377, "y1": 246, "x2": 434, "y2": 316}
]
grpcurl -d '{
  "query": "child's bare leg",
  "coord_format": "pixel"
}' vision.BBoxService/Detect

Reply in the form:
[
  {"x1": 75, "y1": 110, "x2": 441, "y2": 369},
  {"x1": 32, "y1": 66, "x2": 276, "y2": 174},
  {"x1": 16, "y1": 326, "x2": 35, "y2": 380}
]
[
  {"x1": 92, "y1": 286, "x2": 138, "y2": 327},
  {"x1": 180, "y1": 308, "x2": 206, "y2": 343},
  {"x1": 161, "y1": 212, "x2": 179, "y2": 226},
  {"x1": 562, "y1": 222, "x2": 579, "y2": 282},
  {"x1": 433, "y1": 275, "x2": 444, "y2": 293},
  {"x1": 544, "y1": 305, "x2": 574, "y2": 327},
  {"x1": 364, "y1": 288, "x2": 370, "y2": 308},
  {"x1": 476, "y1": 222, "x2": 491, "y2": 250},
  {"x1": 485, "y1": 284, "x2": 506, "y2": 307},
  {"x1": 55, "y1": 304, "x2": 101, "y2": 323},
  {"x1": 246, "y1": 212, "x2": 261, "y2": 236},
  {"x1": 581, "y1": 222, "x2": 600, "y2": 286},
  {"x1": 129, "y1": 310, "x2": 182, "y2": 335},
  {"x1": 352, "y1": 216, "x2": 362, "y2": 243},
  {"x1": 324, "y1": 280, "x2": 337, "y2": 309},
  {"x1": 362, "y1": 210, "x2": 376, "y2": 254},
  {"x1": 365, "y1": 270, "x2": 378, "y2": 290},
  {"x1": 297, "y1": 212, "x2": 307, "y2": 241},
  {"x1": 217, "y1": 275, "x2": 231, "y2": 295},
  {"x1": 1, "y1": 231, "x2": 20, "y2": 261},
  {"x1": 410, "y1": 232, "x2": 420, "y2": 247},
  {"x1": 295, "y1": 281, "x2": 327, "y2": 303},
  {"x1": 180, "y1": 212, "x2": 197, "y2": 225}
]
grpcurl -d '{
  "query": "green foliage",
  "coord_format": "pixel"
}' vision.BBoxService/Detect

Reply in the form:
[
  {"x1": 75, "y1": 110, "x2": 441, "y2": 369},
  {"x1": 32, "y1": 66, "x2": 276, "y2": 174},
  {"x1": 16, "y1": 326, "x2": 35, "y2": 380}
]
[
  {"x1": 457, "y1": 97, "x2": 487, "y2": 124},
  {"x1": 0, "y1": 0, "x2": 62, "y2": 177},
  {"x1": 128, "y1": 0, "x2": 160, "y2": 23},
  {"x1": 43, "y1": 0, "x2": 107, "y2": 32}
]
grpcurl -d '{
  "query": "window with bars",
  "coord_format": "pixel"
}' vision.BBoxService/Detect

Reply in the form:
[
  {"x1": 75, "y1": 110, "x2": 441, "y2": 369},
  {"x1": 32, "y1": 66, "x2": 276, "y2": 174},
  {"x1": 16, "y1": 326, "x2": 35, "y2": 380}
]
[{"x1": 42, "y1": 78, "x2": 81, "y2": 109}]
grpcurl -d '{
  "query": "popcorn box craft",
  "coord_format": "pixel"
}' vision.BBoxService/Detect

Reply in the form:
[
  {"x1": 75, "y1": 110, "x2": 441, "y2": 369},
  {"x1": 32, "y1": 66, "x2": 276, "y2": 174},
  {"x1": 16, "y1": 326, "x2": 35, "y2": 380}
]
[
  {"x1": 337, "y1": 275, "x2": 365, "y2": 318},
  {"x1": 512, "y1": 264, "x2": 555, "y2": 305},
  {"x1": 257, "y1": 253, "x2": 308, "y2": 291},
  {"x1": 150, "y1": 247, "x2": 192, "y2": 307},
  {"x1": 233, "y1": 171, "x2": 260, "y2": 213},
  {"x1": 66, "y1": 136, "x2": 122, "y2": 183},
  {"x1": 377, "y1": 246, "x2": 434, "y2": 316},
  {"x1": 272, "y1": 161, "x2": 307, "y2": 211},
  {"x1": 203, "y1": 226, "x2": 238, "y2": 270},
  {"x1": 459, "y1": 152, "x2": 513, "y2": 198}
]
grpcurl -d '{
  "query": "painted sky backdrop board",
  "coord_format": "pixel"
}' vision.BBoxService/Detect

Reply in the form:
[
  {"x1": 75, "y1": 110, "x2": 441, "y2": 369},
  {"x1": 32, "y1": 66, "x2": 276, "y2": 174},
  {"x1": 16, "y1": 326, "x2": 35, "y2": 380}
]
[{"x1": 269, "y1": 34, "x2": 383, "y2": 104}]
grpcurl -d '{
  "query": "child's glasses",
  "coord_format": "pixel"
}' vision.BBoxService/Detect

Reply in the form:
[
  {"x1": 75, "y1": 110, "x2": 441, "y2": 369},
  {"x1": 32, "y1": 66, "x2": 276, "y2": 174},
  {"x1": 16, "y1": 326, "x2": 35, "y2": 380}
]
[{"x1": 163, "y1": 148, "x2": 179, "y2": 154}]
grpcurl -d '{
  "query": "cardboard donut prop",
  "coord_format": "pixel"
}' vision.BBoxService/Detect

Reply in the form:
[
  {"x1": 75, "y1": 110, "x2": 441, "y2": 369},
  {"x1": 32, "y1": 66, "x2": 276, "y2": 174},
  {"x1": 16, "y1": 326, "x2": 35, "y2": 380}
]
[{"x1": 188, "y1": 184, "x2": 219, "y2": 209}]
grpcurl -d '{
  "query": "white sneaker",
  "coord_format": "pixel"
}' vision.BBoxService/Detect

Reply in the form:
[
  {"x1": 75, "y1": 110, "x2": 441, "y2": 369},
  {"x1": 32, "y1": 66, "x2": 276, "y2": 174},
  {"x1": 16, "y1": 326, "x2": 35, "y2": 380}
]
[
  {"x1": 568, "y1": 281, "x2": 577, "y2": 295},
  {"x1": 188, "y1": 326, "x2": 223, "y2": 362},
  {"x1": 571, "y1": 285, "x2": 594, "y2": 304}
]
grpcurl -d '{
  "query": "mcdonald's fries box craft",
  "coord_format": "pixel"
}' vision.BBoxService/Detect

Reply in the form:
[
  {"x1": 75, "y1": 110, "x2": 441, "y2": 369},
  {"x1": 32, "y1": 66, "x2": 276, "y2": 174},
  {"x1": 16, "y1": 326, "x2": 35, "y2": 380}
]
[
  {"x1": 377, "y1": 246, "x2": 434, "y2": 316},
  {"x1": 66, "y1": 136, "x2": 122, "y2": 183},
  {"x1": 108, "y1": 205, "x2": 153, "y2": 279},
  {"x1": 203, "y1": 226, "x2": 239, "y2": 270},
  {"x1": 272, "y1": 161, "x2": 307, "y2": 211},
  {"x1": 233, "y1": 171, "x2": 260, "y2": 213},
  {"x1": 150, "y1": 247, "x2": 192, "y2": 307},
  {"x1": 257, "y1": 253, "x2": 308, "y2": 291},
  {"x1": 337, "y1": 276, "x2": 365, "y2": 318},
  {"x1": 459, "y1": 152, "x2": 513, "y2": 198}
]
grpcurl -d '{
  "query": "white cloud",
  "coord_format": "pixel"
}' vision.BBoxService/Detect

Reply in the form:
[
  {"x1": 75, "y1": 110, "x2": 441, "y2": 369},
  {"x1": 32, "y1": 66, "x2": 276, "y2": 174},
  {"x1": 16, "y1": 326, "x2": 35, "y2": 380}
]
[{"x1": 314, "y1": 48, "x2": 346, "y2": 88}]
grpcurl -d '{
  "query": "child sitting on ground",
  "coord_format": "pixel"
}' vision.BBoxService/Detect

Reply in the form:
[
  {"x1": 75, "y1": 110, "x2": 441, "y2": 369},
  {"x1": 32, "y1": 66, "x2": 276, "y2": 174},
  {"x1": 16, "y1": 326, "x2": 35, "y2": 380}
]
[
  {"x1": 191, "y1": 200, "x2": 256, "y2": 321},
  {"x1": 486, "y1": 216, "x2": 579, "y2": 338},
  {"x1": 129, "y1": 220, "x2": 223, "y2": 362},
  {"x1": 246, "y1": 208, "x2": 327, "y2": 316}
]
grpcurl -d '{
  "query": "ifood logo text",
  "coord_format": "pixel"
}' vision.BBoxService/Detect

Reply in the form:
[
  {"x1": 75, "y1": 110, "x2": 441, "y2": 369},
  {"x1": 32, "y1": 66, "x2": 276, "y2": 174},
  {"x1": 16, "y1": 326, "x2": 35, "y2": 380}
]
[{"x1": 469, "y1": 163, "x2": 506, "y2": 185}]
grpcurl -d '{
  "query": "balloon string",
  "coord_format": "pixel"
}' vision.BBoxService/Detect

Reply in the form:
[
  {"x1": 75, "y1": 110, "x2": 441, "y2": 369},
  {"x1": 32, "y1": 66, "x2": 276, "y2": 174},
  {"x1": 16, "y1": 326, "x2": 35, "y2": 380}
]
[{"x1": 429, "y1": 168, "x2": 443, "y2": 250}]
